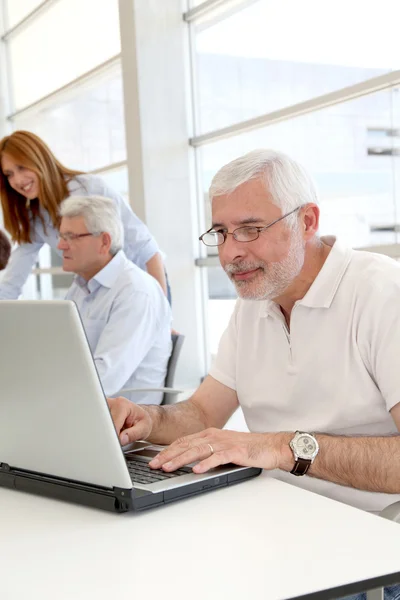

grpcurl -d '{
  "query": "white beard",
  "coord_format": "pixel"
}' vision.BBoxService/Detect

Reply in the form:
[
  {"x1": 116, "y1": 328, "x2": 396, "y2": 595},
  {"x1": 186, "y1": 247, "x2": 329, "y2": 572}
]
[{"x1": 224, "y1": 226, "x2": 305, "y2": 301}]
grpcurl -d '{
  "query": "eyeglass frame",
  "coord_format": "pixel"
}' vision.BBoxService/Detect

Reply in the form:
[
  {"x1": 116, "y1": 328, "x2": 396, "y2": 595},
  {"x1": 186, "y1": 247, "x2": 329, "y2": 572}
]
[
  {"x1": 199, "y1": 205, "x2": 303, "y2": 247},
  {"x1": 58, "y1": 232, "x2": 97, "y2": 243}
]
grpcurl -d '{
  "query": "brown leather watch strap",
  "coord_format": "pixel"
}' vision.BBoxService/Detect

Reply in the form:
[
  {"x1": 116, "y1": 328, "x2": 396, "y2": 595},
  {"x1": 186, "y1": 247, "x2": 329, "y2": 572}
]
[{"x1": 290, "y1": 458, "x2": 311, "y2": 476}]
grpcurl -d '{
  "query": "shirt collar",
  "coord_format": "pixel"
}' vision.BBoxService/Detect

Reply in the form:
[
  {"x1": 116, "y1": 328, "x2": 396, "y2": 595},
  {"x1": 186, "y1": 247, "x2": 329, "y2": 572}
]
[
  {"x1": 260, "y1": 236, "x2": 353, "y2": 318},
  {"x1": 74, "y1": 250, "x2": 126, "y2": 293}
]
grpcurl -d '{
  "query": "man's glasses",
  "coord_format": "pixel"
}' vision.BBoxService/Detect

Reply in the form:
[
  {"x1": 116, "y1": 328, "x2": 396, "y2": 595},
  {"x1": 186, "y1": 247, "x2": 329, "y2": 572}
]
[
  {"x1": 58, "y1": 232, "x2": 95, "y2": 242},
  {"x1": 199, "y1": 206, "x2": 302, "y2": 247}
]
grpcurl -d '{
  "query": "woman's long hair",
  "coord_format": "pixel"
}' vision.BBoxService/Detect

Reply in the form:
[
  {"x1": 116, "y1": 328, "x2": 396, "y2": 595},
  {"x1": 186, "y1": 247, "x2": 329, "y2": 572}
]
[{"x1": 0, "y1": 130, "x2": 84, "y2": 244}]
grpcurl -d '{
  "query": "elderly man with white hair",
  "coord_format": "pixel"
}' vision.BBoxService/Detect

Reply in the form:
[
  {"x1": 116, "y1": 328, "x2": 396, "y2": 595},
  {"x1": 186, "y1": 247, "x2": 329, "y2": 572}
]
[
  {"x1": 58, "y1": 195, "x2": 172, "y2": 405},
  {"x1": 109, "y1": 149, "x2": 400, "y2": 598},
  {"x1": 108, "y1": 150, "x2": 400, "y2": 511}
]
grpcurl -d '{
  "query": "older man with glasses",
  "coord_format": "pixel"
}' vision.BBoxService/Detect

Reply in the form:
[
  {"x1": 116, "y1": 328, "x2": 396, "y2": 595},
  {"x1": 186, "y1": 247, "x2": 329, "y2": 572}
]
[
  {"x1": 109, "y1": 150, "x2": 400, "y2": 597},
  {"x1": 58, "y1": 194, "x2": 172, "y2": 406}
]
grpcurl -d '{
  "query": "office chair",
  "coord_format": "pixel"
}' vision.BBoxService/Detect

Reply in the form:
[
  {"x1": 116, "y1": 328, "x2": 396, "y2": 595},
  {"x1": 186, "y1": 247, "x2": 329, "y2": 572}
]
[
  {"x1": 161, "y1": 333, "x2": 185, "y2": 404},
  {"x1": 119, "y1": 333, "x2": 185, "y2": 405}
]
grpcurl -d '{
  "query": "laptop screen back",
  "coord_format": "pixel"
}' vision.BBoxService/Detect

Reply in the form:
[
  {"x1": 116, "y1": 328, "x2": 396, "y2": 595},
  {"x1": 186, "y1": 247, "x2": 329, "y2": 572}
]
[{"x1": 0, "y1": 301, "x2": 132, "y2": 489}]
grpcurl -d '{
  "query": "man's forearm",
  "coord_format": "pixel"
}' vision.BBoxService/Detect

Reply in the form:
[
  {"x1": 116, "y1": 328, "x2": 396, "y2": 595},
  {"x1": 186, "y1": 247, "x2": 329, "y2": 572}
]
[
  {"x1": 278, "y1": 433, "x2": 400, "y2": 493},
  {"x1": 143, "y1": 399, "x2": 209, "y2": 445}
]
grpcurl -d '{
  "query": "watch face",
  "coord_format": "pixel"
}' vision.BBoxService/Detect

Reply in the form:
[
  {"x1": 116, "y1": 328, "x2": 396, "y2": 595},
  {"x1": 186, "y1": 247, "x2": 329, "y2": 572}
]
[{"x1": 295, "y1": 434, "x2": 318, "y2": 458}]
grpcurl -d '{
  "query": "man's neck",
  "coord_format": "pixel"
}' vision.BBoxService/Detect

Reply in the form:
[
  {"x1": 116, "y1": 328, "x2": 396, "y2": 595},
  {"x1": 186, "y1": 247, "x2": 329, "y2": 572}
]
[{"x1": 274, "y1": 239, "x2": 332, "y2": 327}]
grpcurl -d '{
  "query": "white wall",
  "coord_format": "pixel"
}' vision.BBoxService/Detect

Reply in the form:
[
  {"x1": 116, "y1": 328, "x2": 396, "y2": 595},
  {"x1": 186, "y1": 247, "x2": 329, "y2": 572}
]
[{"x1": 119, "y1": 0, "x2": 207, "y2": 387}]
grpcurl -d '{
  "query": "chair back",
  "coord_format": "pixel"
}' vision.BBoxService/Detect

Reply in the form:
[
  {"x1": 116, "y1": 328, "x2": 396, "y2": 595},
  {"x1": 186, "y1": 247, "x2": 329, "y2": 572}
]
[{"x1": 162, "y1": 333, "x2": 185, "y2": 404}]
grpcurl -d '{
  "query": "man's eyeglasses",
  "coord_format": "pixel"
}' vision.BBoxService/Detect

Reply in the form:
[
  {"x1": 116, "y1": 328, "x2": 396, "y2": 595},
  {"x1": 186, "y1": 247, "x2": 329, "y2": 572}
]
[
  {"x1": 199, "y1": 206, "x2": 302, "y2": 247},
  {"x1": 58, "y1": 232, "x2": 95, "y2": 242}
]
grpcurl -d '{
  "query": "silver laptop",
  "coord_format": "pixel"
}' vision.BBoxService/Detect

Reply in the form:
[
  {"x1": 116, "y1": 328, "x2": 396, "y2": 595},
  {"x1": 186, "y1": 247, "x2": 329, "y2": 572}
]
[{"x1": 0, "y1": 301, "x2": 260, "y2": 512}]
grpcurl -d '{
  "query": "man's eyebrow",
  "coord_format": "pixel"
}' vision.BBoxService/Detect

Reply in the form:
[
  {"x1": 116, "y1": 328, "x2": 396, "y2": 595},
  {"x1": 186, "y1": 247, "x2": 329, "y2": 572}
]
[{"x1": 211, "y1": 217, "x2": 266, "y2": 229}]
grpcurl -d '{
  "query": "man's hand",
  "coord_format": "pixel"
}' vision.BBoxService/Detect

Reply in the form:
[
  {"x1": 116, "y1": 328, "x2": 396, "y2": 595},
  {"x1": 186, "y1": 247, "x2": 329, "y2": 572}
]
[
  {"x1": 148, "y1": 428, "x2": 292, "y2": 473},
  {"x1": 107, "y1": 396, "x2": 153, "y2": 445}
]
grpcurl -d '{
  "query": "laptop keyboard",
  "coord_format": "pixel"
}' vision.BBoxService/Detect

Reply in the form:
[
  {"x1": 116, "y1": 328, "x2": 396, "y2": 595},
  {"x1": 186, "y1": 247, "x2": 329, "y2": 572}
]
[{"x1": 125, "y1": 456, "x2": 190, "y2": 485}]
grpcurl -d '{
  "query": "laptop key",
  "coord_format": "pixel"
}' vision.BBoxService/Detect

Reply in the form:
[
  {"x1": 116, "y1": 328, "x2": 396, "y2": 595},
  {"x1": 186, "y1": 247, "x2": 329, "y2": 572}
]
[{"x1": 126, "y1": 456, "x2": 189, "y2": 484}]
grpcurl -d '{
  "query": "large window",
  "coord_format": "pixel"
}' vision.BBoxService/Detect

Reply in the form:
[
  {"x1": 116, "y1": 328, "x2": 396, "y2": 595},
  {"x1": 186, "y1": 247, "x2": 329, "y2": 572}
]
[
  {"x1": 189, "y1": 0, "x2": 400, "y2": 359},
  {"x1": 8, "y1": 0, "x2": 120, "y2": 109},
  {"x1": 193, "y1": 0, "x2": 398, "y2": 134},
  {"x1": 4, "y1": 0, "x2": 43, "y2": 29},
  {"x1": 14, "y1": 65, "x2": 126, "y2": 172},
  {"x1": 1, "y1": 0, "x2": 125, "y2": 300}
]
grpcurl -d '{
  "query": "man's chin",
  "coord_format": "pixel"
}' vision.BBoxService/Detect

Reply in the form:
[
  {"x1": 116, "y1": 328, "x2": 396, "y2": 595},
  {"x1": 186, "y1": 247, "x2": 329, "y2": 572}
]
[
  {"x1": 234, "y1": 283, "x2": 274, "y2": 301},
  {"x1": 62, "y1": 261, "x2": 74, "y2": 272}
]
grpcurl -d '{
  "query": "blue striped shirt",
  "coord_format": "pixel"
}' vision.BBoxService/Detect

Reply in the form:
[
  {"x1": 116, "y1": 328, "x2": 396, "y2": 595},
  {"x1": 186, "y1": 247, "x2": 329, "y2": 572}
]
[{"x1": 66, "y1": 250, "x2": 172, "y2": 405}]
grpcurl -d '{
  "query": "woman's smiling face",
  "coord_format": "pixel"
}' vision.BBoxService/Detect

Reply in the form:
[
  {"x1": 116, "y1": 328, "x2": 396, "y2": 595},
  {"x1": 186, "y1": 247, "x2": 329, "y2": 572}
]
[{"x1": 1, "y1": 153, "x2": 40, "y2": 200}]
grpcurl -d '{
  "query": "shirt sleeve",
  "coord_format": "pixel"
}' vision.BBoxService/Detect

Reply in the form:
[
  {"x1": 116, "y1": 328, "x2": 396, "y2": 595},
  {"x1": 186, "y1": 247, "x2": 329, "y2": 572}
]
[
  {"x1": 358, "y1": 273, "x2": 400, "y2": 412},
  {"x1": 0, "y1": 241, "x2": 44, "y2": 300},
  {"x1": 92, "y1": 287, "x2": 159, "y2": 396},
  {"x1": 116, "y1": 191, "x2": 160, "y2": 270},
  {"x1": 208, "y1": 301, "x2": 239, "y2": 391}
]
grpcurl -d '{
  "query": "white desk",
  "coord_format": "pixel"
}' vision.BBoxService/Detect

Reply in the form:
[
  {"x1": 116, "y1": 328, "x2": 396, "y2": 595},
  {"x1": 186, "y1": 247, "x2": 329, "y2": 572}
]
[{"x1": 1, "y1": 474, "x2": 399, "y2": 600}]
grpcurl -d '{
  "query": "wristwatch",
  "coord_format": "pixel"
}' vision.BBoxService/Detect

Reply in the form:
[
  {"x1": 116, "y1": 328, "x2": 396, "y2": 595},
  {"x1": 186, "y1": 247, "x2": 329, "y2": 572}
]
[{"x1": 289, "y1": 431, "x2": 319, "y2": 476}]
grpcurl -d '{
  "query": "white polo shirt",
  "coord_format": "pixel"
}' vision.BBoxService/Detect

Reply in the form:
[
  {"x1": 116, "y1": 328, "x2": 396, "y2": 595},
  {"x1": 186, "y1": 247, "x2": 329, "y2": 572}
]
[{"x1": 210, "y1": 236, "x2": 400, "y2": 511}]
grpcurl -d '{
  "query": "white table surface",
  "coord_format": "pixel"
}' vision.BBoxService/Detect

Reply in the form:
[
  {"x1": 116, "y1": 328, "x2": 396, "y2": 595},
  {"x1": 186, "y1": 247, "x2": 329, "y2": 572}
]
[{"x1": 1, "y1": 474, "x2": 400, "y2": 600}]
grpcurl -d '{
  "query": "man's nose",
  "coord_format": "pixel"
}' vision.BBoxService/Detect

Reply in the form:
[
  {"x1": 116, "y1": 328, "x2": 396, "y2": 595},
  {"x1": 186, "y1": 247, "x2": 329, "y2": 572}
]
[
  {"x1": 219, "y1": 233, "x2": 247, "y2": 263},
  {"x1": 57, "y1": 237, "x2": 68, "y2": 251}
]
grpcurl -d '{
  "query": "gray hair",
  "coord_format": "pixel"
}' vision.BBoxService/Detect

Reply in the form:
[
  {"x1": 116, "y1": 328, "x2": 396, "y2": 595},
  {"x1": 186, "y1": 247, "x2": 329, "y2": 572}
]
[
  {"x1": 209, "y1": 149, "x2": 318, "y2": 229},
  {"x1": 59, "y1": 195, "x2": 124, "y2": 255}
]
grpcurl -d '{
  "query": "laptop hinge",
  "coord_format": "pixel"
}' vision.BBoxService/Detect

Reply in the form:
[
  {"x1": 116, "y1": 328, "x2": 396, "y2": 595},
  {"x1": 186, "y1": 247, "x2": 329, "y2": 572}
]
[{"x1": 112, "y1": 486, "x2": 137, "y2": 512}]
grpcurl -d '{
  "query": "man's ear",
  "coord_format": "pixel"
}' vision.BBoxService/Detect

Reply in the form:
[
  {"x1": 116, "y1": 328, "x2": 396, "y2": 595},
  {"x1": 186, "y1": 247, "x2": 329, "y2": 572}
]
[
  {"x1": 302, "y1": 204, "x2": 320, "y2": 240},
  {"x1": 100, "y1": 231, "x2": 112, "y2": 255}
]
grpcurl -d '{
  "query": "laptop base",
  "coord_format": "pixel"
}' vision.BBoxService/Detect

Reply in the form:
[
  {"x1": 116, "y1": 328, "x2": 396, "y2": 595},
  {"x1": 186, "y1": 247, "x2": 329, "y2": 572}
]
[{"x1": 0, "y1": 462, "x2": 261, "y2": 513}]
